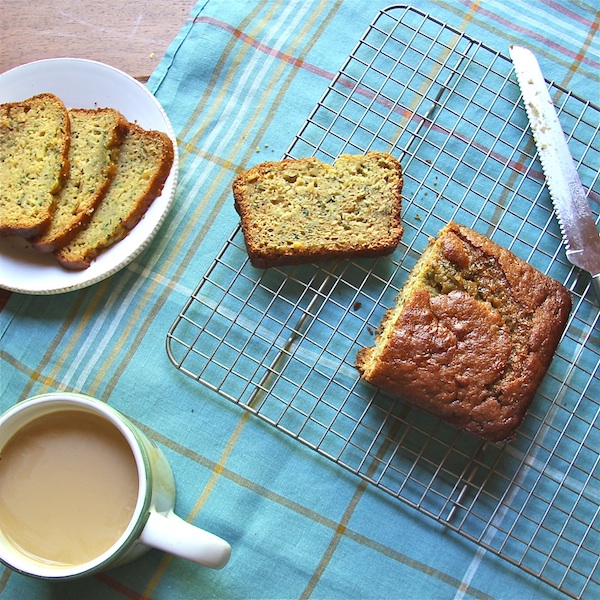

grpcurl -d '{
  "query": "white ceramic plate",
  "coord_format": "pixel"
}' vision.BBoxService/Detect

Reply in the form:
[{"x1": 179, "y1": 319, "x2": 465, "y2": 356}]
[{"x1": 0, "y1": 58, "x2": 179, "y2": 295}]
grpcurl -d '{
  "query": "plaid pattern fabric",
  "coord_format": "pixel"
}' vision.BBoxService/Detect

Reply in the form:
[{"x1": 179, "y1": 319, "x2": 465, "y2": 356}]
[{"x1": 1, "y1": 1, "x2": 598, "y2": 598}]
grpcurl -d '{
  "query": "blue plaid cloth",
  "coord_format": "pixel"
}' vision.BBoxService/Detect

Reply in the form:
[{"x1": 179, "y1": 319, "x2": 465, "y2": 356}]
[{"x1": 1, "y1": 1, "x2": 598, "y2": 598}]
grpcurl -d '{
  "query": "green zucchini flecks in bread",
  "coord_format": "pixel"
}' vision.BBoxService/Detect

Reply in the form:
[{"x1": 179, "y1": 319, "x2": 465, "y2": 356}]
[
  {"x1": 232, "y1": 152, "x2": 403, "y2": 268},
  {"x1": 0, "y1": 94, "x2": 70, "y2": 237},
  {"x1": 55, "y1": 123, "x2": 174, "y2": 270},
  {"x1": 31, "y1": 108, "x2": 128, "y2": 252}
]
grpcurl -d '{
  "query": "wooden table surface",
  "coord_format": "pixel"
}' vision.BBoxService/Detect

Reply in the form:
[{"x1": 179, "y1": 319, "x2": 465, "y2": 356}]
[
  {"x1": 0, "y1": 1, "x2": 195, "y2": 307},
  {"x1": 0, "y1": 0, "x2": 196, "y2": 82}
]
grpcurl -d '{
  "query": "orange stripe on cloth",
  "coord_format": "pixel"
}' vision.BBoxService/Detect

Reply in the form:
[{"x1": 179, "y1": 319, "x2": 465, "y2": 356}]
[
  {"x1": 453, "y1": 0, "x2": 600, "y2": 71},
  {"x1": 194, "y1": 16, "x2": 335, "y2": 79},
  {"x1": 95, "y1": 572, "x2": 150, "y2": 600},
  {"x1": 565, "y1": 6, "x2": 600, "y2": 88}
]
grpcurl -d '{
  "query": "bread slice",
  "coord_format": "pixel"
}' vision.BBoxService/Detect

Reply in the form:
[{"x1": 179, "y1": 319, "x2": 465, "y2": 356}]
[
  {"x1": 0, "y1": 93, "x2": 70, "y2": 237},
  {"x1": 30, "y1": 108, "x2": 128, "y2": 252},
  {"x1": 232, "y1": 152, "x2": 403, "y2": 268},
  {"x1": 55, "y1": 123, "x2": 174, "y2": 270},
  {"x1": 356, "y1": 221, "x2": 571, "y2": 443}
]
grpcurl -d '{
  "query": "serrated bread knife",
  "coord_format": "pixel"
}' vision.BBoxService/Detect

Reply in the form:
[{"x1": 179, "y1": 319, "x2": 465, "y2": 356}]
[{"x1": 509, "y1": 45, "x2": 600, "y2": 303}]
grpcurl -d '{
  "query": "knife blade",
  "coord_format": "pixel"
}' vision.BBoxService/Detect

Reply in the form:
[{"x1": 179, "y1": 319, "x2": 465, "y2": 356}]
[{"x1": 509, "y1": 44, "x2": 600, "y2": 303}]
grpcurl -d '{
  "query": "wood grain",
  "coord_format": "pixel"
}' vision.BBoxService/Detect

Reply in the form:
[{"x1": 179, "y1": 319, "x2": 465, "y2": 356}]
[{"x1": 0, "y1": 1, "x2": 196, "y2": 81}]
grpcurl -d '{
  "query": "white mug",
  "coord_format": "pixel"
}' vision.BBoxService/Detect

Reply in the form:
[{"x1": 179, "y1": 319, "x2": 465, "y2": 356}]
[{"x1": 0, "y1": 392, "x2": 231, "y2": 579}]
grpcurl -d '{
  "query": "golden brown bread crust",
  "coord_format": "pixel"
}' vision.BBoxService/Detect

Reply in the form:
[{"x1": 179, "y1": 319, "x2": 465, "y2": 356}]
[
  {"x1": 118, "y1": 129, "x2": 174, "y2": 231},
  {"x1": 356, "y1": 222, "x2": 572, "y2": 443},
  {"x1": 233, "y1": 152, "x2": 403, "y2": 268}
]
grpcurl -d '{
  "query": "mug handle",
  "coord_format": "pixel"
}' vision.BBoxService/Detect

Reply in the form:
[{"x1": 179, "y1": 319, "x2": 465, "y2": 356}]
[{"x1": 139, "y1": 511, "x2": 231, "y2": 569}]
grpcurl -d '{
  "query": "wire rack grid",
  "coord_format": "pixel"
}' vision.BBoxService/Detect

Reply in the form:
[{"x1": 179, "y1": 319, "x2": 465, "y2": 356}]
[{"x1": 167, "y1": 6, "x2": 600, "y2": 598}]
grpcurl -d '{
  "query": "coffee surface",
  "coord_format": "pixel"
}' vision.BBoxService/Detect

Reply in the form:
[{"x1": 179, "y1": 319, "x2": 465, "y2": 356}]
[{"x1": 0, "y1": 409, "x2": 139, "y2": 566}]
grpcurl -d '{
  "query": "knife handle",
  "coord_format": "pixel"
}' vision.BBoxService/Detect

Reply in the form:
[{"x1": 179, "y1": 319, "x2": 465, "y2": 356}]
[{"x1": 593, "y1": 274, "x2": 600, "y2": 307}]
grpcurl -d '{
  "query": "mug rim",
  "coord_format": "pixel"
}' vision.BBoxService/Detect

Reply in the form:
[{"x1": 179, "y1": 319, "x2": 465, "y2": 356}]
[{"x1": 0, "y1": 392, "x2": 154, "y2": 579}]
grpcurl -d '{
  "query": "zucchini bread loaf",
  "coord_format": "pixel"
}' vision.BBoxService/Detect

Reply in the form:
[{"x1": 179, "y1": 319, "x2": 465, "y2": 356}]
[
  {"x1": 55, "y1": 122, "x2": 174, "y2": 270},
  {"x1": 30, "y1": 108, "x2": 128, "y2": 252},
  {"x1": 0, "y1": 93, "x2": 70, "y2": 237},
  {"x1": 356, "y1": 221, "x2": 572, "y2": 443},
  {"x1": 233, "y1": 152, "x2": 403, "y2": 268}
]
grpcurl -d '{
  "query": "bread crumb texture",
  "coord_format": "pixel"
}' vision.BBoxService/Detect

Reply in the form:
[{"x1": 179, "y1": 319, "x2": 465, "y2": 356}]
[
  {"x1": 30, "y1": 108, "x2": 128, "y2": 252},
  {"x1": 0, "y1": 94, "x2": 174, "y2": 269},
  {"x1": 55, "y1": 123, "x2": 174, "y2": 270},
  {"x1": 233, "y1": 151, "x2": 403, "y2": 268},
  {"x1": 356, "y1": 221, "x2": 572, "y2": 443},
  {"x1": 0, "y1": 94, "x2": 70, "y2": 237}
]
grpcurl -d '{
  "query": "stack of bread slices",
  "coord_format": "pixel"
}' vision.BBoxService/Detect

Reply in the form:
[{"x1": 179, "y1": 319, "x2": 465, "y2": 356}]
[{"x1": 0, "y1": 93, "x2": 174, "y2": 269}]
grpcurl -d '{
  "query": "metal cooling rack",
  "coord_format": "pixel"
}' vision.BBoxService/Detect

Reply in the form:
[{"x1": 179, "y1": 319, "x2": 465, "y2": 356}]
[{"x1": 167, "y1": 6, "x2": 600, "y2": 598}]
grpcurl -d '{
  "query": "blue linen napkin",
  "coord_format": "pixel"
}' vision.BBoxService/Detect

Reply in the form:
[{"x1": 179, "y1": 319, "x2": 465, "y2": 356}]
[{"x1": 1, "y1": 1, "x2": 598, "y2": 599}]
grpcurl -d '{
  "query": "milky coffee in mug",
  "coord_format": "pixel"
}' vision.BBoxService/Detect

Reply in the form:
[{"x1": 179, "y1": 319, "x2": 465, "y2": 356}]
[
  {"x1": 0, "y1": 409, "x2": 138, "y2": 566},
  {"x1": 0, "y1": 393, "x2": 231, "y2": 579}
]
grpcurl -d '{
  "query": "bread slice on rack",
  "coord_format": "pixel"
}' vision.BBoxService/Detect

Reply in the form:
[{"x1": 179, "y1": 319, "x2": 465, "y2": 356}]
[
  {"x1": 356, "y1": 221, "x2": 572, "y2": 443},
  {"x1": 31, "y1": 108, "x2": 128, "y2": 252},
  {"x1": 0, "y1": 93, "x2": 70, "y2": 237},
  {"x1": 55, "y1": 122, "x2": 174, "y2": 270},
  {"x1": 232, "y1": 151, "x2": 404, "y2": 268}
]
